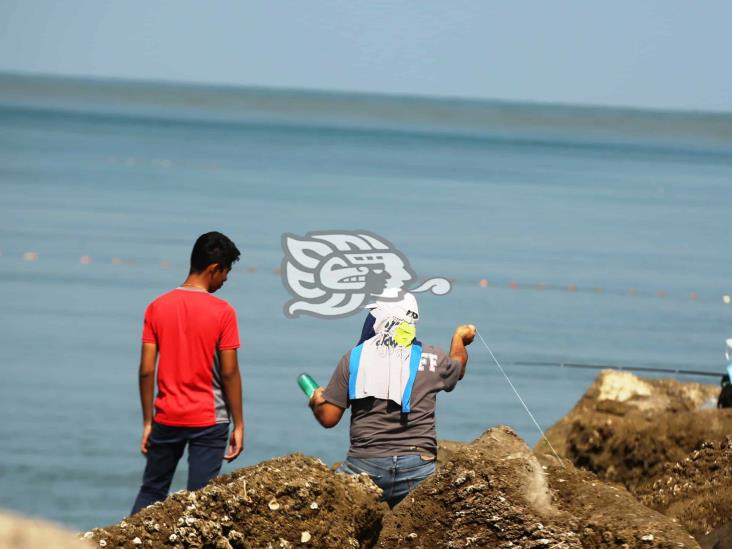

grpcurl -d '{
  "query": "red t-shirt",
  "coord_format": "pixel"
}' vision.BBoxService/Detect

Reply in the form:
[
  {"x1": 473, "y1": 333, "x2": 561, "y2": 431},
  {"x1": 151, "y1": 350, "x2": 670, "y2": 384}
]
[{"x1": 142, "y1": 287, "x2": 240, "y2": 427}]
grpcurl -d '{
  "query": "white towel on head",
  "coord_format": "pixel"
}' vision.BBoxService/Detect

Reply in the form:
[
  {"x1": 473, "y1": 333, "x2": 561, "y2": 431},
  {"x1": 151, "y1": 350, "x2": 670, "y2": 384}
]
[
  {"x1": 365, "y1": 291, "x2": 419, "y2": 324},
  {"x1": 352, "y1": 294, "x2": 419, "y2": 406},
  {"x1": 353, "y1": 315, "x2": 412, "y2": 406}
]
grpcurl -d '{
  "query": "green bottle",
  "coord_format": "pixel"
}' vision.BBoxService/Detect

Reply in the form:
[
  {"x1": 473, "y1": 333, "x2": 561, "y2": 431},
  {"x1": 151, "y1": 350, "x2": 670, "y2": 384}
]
[{"x1": 297, "y1": 373, "x2": 320, "y2": 398}]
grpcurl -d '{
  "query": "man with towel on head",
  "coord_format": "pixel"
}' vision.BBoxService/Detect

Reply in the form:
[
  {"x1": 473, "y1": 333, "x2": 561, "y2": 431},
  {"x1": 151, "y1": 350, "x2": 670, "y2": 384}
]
[{"x1": 308, "y1": 292, "x2": 476, "y2": 507}]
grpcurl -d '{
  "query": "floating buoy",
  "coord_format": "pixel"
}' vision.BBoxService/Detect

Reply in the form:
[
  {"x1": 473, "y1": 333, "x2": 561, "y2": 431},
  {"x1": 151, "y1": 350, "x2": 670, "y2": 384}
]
[{"x1": 3, "y1": 251, "x2": 730, "y2": 310}]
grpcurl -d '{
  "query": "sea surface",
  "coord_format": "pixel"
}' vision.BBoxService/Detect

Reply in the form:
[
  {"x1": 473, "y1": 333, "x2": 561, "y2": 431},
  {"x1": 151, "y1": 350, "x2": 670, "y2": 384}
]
[{"x1": 1, "y1": 74, "x2": 731, "y2": 531}]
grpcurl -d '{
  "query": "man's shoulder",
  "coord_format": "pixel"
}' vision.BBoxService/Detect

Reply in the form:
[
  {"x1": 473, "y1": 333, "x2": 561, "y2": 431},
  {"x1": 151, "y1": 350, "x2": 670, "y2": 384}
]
[
  {"x1": 418, "y1": 342, "x2": 447, "y2": 359},
  {"x1": 146, "y1": 289, "x2": 236, "y2": 315},
  {"x1": 147, "y1": 289, "x2": 180, "y2": 308},
  {"x1": 203, "y1": 292, "x2": 236, "y2": 311},
  {"x1": 338, "y1": 348, "x2": 353, "y2": 367}
]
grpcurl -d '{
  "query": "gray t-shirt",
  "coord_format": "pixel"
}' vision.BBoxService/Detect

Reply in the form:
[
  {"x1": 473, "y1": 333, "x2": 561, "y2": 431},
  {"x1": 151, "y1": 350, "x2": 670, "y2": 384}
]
[{"x1": 323, "y1": 343, "x2": 462, "y2": 458}]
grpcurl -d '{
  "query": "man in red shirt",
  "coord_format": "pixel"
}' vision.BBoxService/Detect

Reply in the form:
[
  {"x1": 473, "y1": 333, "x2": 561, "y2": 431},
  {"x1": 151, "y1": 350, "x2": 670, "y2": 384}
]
[{"x1": 131, "y1": 232, "x2": 244, "y2": 515}]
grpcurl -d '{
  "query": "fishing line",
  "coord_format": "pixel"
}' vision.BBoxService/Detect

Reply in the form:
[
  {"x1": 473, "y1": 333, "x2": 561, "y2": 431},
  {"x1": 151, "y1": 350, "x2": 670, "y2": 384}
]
[{"x1": 475, "y1": 329, "x2": 566, "y2": 467}]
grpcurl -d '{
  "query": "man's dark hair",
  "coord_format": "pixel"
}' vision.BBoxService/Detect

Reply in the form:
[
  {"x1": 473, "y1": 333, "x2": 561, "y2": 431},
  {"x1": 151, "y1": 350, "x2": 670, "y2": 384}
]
[{"x1": 190, "y1": 232, "x2": 241, "y2": 274}]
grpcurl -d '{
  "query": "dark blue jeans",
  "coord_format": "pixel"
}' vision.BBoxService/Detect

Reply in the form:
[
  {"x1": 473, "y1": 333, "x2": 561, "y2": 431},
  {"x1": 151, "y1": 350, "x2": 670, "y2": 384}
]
[
  {"x1": 131, "y1": 422, "x2": 229, "y2": 515},
  {"x1": 337, "y1": 454, "x2": 436, "y2": 508}
]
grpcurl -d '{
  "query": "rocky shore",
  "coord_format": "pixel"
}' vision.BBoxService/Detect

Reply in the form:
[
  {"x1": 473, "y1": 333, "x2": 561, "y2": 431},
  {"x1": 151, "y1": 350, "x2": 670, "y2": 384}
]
[
  {"x1": 86, "y1": 455, "x2": 384, "y2": 549},
  {"x1": 540, "y1": 370, "x2": 732, "y2": 548},
  {"x1": 379, "y1": 426, "x2": 696, "y2": 548},
  {"x1": 4, "y1": 370, "x2": 729, "y2": 548}
]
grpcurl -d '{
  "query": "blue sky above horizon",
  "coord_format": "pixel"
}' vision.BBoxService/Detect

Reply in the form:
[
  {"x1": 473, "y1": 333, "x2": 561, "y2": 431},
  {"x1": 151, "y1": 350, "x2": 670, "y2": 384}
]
[{"x1": 1, "y1": 1, "x2": 731, "y2": 112}]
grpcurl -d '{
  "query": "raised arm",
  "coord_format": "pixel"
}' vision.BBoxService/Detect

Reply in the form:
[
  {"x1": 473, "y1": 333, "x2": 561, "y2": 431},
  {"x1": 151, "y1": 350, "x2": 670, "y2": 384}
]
[
  {"x1": 449, "y1": 324, "x2": 476, "y2": 380},
  {"x1": 219, "y1": 349, "x2": 244, "y2": 462},
  {"x1": 138, "y1": 342, "x2": 158, "y2": 455}
]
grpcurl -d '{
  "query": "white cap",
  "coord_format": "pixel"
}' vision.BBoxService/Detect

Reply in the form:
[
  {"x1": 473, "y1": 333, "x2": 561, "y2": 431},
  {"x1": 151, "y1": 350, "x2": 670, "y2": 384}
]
[
  {"x1": 366, "y1": 292, "x2": 419, "y2": 324},
  {"x1": 726, "y1": 338, "x2": 732, "y2": 362}
]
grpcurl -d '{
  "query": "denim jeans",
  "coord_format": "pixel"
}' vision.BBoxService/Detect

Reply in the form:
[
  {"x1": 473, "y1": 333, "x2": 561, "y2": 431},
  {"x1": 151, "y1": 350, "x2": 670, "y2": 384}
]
[
  {"x1": 337, "y1": 454, "x2": 436, "y2": 508},
  {"x1": 131, "y1": 422, "x2": 229, "y2": 515}
]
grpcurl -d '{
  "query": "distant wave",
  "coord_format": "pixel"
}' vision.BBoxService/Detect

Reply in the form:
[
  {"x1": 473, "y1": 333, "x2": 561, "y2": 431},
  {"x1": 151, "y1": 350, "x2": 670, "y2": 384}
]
[{"x1": 1, "y1": 72, "x2": 731, "y2": 157}]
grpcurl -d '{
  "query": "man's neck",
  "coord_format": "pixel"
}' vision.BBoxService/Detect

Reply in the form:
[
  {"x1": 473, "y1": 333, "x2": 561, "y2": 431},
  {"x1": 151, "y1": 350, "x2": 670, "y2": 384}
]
[{"x1": 181, "y1": 274, "x2": 210, "y2": 292}]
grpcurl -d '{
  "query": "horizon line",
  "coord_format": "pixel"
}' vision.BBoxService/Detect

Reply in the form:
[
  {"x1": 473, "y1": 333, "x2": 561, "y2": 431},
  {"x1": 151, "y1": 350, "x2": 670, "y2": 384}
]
[{"x1": 2, "y1": 69, "x2": 731, "y2": 119}]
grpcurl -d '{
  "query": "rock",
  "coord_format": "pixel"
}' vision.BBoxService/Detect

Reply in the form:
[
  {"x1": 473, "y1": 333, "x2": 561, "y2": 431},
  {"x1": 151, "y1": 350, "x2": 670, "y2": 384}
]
[
  {"x1": 540, "y1": 370, "x2": 725, "y2": 488},
  {"x1": 89, "y1": 454, "x2": 386, "y2": 548},
  {"x1": 379, "y1": 426, "x2": 695, "y2": 548},
  {"x1": 635, "y1": 437, "x2": 732, "y2": 540},
  {"x1": 0, "y1": 511, "x2": 92, "y2": 549},
  {"x1": 540, "y1": 370, "x2": 732, "y2": 544}
]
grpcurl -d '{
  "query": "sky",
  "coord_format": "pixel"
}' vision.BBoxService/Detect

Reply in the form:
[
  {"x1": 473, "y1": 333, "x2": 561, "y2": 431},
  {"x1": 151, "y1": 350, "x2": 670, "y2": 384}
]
[{"x1": 1, "y1": 1, "x2": 731, "y2": 112}]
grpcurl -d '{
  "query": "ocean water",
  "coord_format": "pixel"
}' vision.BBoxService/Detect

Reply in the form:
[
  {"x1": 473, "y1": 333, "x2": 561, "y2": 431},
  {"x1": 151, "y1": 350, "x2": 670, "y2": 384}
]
[{"x1": 1, "y1": 74, "x2": 731, "y2": 531}]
